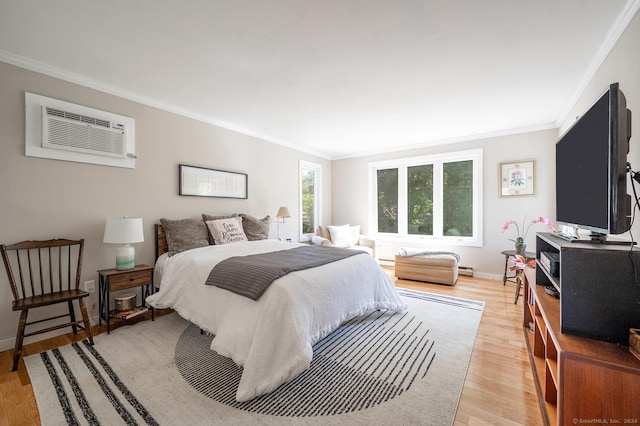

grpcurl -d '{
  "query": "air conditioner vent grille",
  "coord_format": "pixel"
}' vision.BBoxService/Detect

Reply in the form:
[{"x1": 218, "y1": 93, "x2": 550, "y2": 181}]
[
  {"x1": 42, "y1": 106, "x2": 126, "y2": 158},
  {"x1": 47, "y1": 118, "x2": 125, "y2": 155},
  {"x1": 46, "y1": 107, "x2": 112, "y2": 129}
]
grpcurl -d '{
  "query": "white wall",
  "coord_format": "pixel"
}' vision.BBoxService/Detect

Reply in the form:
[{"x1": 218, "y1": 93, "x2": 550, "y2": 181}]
[
  {"x1": 331, "y1": 8, "x2": 640, "y2": 280},
  {"x1": 0, "y1": 61, "x2": 331, "y2": 351},
  {"x1": 332, "y1": 130, "x2": 557, "y2": 279},
  {"x1": 559, "y1": 7, "x2": 640, "y2": 241}
]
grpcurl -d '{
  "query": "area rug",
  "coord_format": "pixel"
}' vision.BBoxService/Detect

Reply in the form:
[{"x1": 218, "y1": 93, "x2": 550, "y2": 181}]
[{"x1": 25, "y1": 289, "x2": 484, "y2": 425}]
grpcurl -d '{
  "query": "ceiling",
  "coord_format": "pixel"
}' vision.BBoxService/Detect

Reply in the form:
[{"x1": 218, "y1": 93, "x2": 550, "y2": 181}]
[{"x1": 1, "y1": 0, "x2": 638, "y2": 159}]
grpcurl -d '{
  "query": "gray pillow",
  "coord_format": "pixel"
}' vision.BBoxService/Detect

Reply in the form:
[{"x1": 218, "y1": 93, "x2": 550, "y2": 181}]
[
  {"x1": 159, "y1": 218, "x2": 209, "y2": 253},
  {"x1": 202, "y1": 213, "x2": 238, "y2": 244},
  {"x1": 239, "y1": 214, "x2": 270, "y2": 241}
]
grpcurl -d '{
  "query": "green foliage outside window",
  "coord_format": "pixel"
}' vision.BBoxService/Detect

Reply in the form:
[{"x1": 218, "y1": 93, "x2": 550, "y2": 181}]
[
  {"x1": 301, "y1": 169, "x2": 315, "y2": 234},
  {"x1": 377, "y1": 168, "x2": 398, "y2": 233},
  {"x1": 443, "y1": 160, "x2": 473, "y2": 236},
  {"x1": 375, "y1": 158, "x2": 475, "y2": 237},
  {"x1": 407, "y1": 164, "x2": 434, "y2": 235}
]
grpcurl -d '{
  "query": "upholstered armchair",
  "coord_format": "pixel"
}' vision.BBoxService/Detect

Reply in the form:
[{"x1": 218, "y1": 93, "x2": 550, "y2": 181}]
[{"x1": 311, "y1": 225, "x2": 379, "y2": 259}]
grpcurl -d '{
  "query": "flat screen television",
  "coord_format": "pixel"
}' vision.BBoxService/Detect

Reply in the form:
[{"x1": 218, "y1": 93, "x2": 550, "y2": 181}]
[{"x1": 555, "y1": 82, "x2": 632, "y2": 243}]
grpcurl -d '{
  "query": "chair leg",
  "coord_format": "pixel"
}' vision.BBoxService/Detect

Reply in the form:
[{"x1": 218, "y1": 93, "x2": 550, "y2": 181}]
[
  {"x1": 503, "y1": 255, "x2": 509, "y2": 285},
  {"x1": 68, "y1": 300, "x2": 78, "y2": 334},
  {"x1": 514, "y1": 274, "x2": 522, "y2": 305},
  {"x1": 12, "y1": 310, "x2": 28, "y2": 372},
  {"x1": 78, "y1": 298, "x2": 94, "y2": 345}
]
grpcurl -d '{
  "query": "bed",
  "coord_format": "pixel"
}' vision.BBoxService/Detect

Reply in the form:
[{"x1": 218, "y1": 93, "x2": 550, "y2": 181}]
[{"x1": 146, "y1": 221, "x2": 407, "y2": 402}]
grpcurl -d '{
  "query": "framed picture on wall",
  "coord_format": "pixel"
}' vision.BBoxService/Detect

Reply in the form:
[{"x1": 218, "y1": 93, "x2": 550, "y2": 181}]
[
  {"x1": 179, "y1": 164, "x2": 248, "y2": 199},
  {"x1": 499, "y1": 160, "x2": 535, "y2": 197}
]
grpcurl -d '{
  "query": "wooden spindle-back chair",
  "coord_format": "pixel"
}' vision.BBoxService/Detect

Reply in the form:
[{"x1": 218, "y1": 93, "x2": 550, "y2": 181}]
[{"x1": 1, "y1": 238, "x2": 94, "y2": 371}]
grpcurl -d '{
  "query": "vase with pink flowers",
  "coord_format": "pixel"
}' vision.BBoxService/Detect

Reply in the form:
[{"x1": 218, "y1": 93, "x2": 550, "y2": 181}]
[{"x1": 502, "y1": 215, "x2": 555, "y2": 256}]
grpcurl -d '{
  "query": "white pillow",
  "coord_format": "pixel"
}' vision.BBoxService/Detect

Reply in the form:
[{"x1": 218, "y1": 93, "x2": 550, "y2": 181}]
[
  {"x1": 328, "y1": 225, "x2": 352, "y2": 248},
  {"x1": 206, "y1": 217, "x2": 248, "y2": 245},
  {"x1": 349, "y1": 225, "x2": 361, "y2": 246}
]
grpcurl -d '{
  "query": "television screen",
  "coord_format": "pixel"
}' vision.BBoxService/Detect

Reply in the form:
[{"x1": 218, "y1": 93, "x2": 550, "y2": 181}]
[{"x1": 555, "y1": 83, "x2": 631, "y2": 239}]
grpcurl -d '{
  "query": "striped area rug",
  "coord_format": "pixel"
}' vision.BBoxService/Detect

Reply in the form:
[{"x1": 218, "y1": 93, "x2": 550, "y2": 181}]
[{"x1": 25, "y1": 289, "x2": 484, "y2": 425}]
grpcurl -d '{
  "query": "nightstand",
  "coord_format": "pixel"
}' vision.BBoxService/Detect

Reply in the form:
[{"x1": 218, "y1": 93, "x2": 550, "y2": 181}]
[{"x1": 98, "y1": 264, "x2": 154, "y2": 334}]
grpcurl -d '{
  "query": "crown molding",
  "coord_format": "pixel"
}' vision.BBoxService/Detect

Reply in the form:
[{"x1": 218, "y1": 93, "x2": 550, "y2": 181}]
[
  {"x1": 556, "y1": 0, "x2": 640, "y2": 127},
  {"x1": 0, "y1": 50, "x2": 331, "y2": 161}
]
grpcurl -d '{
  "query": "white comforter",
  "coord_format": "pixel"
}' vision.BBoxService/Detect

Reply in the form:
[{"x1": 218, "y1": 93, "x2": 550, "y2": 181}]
[{"x1": 146, "y1": 240, "x2": 407, "y2": 402}]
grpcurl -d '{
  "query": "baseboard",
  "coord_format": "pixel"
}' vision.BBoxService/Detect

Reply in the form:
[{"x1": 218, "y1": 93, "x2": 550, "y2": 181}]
[
  {"x1": 0, "y1": 328, "x2": 69, "y2": 353},
  {"x1": 458, "y1": 266, "x2": 474, "y2": 277},
  {"x1": 474, "y1": 271, "x2": 502, "y2": 281},
  {"x1": 380, "y1": 260, "x2": 502, "y2": 282},
  {"x1": 0, "y1": 314, "x2": 99, "y2": 353},
  {"x1": 0, "y1": 336, "x2": 15, "y2": 353}
]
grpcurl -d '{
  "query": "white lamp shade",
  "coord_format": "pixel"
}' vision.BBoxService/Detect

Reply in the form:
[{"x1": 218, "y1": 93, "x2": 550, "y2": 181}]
[
  {"x1": 104, "y1": 217, "x2": 143, "y2": 270},
  {"x1": 103, "y1": 217, "x2": 144, "y2": 244},
  {"x1": 276, "y1": 207, "x2": 291, "y2": 219}
]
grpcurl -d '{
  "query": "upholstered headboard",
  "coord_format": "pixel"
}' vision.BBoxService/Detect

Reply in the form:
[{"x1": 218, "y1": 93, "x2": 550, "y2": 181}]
[{"x1": 154, "y1": 223, "x2": 169, "y2": 259}]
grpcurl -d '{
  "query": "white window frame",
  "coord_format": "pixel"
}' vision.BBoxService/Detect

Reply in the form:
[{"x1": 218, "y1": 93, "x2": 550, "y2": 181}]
[
  {"x1": 299, "y1": 160, "x2": 322, "y2": 242},
  {"x1": 368, "y1": 148, "x2": 483, "y2": 247}
]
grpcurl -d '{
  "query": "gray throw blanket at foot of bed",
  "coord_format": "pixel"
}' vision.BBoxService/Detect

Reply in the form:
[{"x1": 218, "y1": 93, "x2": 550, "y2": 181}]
[{"x1": 206, "y1": 245, "x2": 364, "y2": 300}]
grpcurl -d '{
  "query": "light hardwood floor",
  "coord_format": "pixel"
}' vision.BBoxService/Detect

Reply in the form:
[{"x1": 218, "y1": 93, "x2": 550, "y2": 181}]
[{"x1": 0, "y1": 272, "x2": 543, "y2": 426}]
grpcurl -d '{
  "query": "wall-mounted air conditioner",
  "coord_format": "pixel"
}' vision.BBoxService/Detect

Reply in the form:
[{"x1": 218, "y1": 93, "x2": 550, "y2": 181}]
[
  {"x1": 25, "y1": 93, "x2": 136, "y2": 168},
  {"x1": 42, "y1": 106, "x2": 127, "y2": 158}
]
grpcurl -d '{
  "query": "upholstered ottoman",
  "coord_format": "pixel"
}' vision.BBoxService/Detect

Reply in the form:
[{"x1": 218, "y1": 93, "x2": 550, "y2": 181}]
[{"x1": 394, "y1": 253, "x2": 459, "y2": 286}]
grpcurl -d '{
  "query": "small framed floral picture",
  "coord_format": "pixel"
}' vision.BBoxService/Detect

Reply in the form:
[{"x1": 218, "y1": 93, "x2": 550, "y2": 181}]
[{"x1": 500, "y1": 160, "x2": 535, "y2": 197}]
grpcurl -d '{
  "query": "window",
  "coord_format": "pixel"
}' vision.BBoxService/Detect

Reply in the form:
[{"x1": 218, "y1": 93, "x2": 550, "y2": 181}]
[
  {"x1": 407, "y1": 164, "x2": 434, "y2": 235},
  {"x1": 377, "y1": 168, "x2": 398, "y2": 233},
  {"x1": 300, "y1": 160, "x2": 322, "y2": 241},
  {"x1": 369, "y1": 149, "x2": 482, "y2": 246}
]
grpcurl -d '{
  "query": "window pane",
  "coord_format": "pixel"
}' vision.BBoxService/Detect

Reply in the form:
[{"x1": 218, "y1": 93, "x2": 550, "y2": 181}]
[
  {"x1": 407, "y1": 164, "x2": 433, "y2": 235},
  {"x1": 443, "y1": 160, "x2": 473, "y2": 236},
  {"x1": 301, "y1": 168, "x2": 316, "y2": 234},
  {"x1": 377, "y1": 168, "x2": 398, "y2": 233},
  {"x1": 370, "y1": 149, "x2": 481, "y2": 244}
]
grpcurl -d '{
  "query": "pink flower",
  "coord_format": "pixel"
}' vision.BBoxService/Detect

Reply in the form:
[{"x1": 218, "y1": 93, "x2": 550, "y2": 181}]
[
  {"x1": 502, "y1": 215, "x2": 555, "y2": 243},
  {"x1": 501, "y1": 219, "x2": 516, "y2": 232}
]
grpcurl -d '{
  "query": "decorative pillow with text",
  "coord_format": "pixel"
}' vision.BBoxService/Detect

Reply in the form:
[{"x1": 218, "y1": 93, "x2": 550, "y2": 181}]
[
  {"x1": 202, "y1": 213, "x2": 238, "y2": 244},
  {"x1": 206, "y1": 217, "x2": 248, "y2": 245}
]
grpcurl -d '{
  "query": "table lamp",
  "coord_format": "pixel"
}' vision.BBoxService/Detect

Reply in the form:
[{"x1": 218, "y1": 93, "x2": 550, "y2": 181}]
[
  {"x1": 103, "y1": 217, "x2": 144, "y2": 270},
  {"x1": 276, "y1": 206, "x2": 291, "y2": 240}
]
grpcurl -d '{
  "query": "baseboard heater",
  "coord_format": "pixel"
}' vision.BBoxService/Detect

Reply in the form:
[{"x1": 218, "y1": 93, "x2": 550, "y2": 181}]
[{"x1": 458, "y1": 266, "x2": 474, "y2": 277}]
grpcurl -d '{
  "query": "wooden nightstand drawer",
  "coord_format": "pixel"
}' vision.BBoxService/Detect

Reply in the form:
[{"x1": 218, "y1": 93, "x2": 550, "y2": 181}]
[
  {"x1": 109, "y1": 269, "x2": 152, "y2": 291},
  {"x1": 98, "y1": 264, "x2": 155, "y2": 333}
]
